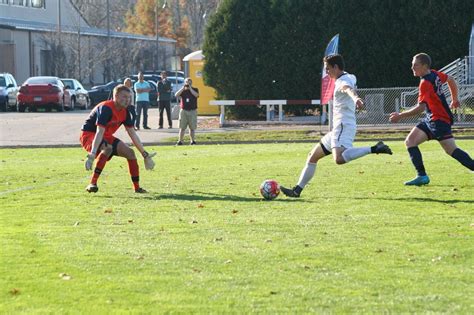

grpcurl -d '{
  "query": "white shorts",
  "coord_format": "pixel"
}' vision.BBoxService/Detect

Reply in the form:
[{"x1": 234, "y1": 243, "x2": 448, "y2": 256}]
[{"x1": 320, "y1": 123, "x2": 356, "y2": 151}]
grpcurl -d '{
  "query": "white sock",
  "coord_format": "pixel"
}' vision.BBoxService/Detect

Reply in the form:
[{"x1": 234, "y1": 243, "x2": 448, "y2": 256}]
[
  {"x1": 296, "y1": 163, "x2": 316, "y2": 188},
  {"x1": 342, "y1": 147, "x2": 371, "y2": 163}
]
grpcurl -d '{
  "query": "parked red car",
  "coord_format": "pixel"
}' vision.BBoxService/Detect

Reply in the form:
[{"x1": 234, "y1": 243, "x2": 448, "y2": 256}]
[{"x1": 17, "y1": 76, "x2": 71, "y2": 112}]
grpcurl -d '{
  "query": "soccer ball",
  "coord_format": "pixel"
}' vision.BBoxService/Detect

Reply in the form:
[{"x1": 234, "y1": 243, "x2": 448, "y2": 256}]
[{"x1": 260, "y1": 179, "x2": 280, "y2": 200}]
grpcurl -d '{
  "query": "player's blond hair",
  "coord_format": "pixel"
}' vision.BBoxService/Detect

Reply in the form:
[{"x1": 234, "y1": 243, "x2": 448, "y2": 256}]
[{"x1": 113, "y1": 84, "x2": 131, "y2": 97}]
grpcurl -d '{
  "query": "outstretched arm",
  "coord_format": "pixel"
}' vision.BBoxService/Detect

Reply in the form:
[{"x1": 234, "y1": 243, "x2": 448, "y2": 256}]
[
  {"x1": 389, "y1": 103, "x2": 426, "y2": 123},
  {"x1": 126, "y1": 126, "x2": 146, "y2": 156}
]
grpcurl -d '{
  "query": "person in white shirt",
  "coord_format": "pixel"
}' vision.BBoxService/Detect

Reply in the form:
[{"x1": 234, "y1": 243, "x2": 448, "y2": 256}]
[{"x1": 280, "y1": 54, "x2": 393, "y2": 198}]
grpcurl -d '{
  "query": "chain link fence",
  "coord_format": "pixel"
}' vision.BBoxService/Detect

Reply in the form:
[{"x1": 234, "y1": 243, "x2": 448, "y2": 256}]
[{"x1": 356, "y1": 84, "x2": 474, "y2": 127}]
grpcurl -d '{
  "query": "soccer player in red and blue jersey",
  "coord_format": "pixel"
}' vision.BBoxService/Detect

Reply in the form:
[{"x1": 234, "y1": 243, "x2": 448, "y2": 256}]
[
  {"x1": 80, "y1": 84, "x2": 156, "y2": 193},
  {"x1": 390, "y1": 53, "x2": 473, "y2": 185}
]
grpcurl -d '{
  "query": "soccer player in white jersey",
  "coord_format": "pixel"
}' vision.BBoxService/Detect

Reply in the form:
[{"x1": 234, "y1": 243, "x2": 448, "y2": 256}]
[{"x1": 280, "y1": 54, "x2": 393, "y2": 198}]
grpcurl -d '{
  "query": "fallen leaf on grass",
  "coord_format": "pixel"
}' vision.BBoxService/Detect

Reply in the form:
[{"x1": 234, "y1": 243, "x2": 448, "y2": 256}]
[
  {"x1": 128, "y1": 219, "x2": 134, "y2": 224},
  {"x1": 59, "y1": 273, "x2": 72, "y2": 280},
  {"x1": 214, "y1": 237, "x2": 223, "y2": 242},
  {"x1": 135, "y1": 255, "x2": 144, "y2": 260},
  {"x1": 270, "y1": 291, "x2": 278, "y2": 295},
  {"x1": 10, "y1": 288, "x2": 20, "y2": 295},
  {"x1": 73, "y1": 221, "x2": 80, "y2": 227},
  {"x1": 232, "y1": 209, "x2": 238, "y2": 214},
  {"x1": 192, "y1": 268, "x2": 201, "y2": 273},
  {"x1": 265, "y1": 239, "x2": 272, "y2": 243},
  {"x1": 190, "y1": 219, "x2": 198, "y2": 224},
  {"x1": 197, "y1": 204, "x2": 204, "y2": 208},
  {"x1": 224, "y1": 260, "x2": 232, "y2": 264},
  {"x1": 375, "y1": 249, "x2": 384, "y2": 253},
  {"x1": 104, "y1": 209, "x2": 113, "y2": 214}
]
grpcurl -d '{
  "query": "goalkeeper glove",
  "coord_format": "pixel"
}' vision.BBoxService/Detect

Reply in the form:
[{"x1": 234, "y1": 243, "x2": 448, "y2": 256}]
[
  {"x1": 85, "y1": 153, "x2": 95, "y2": 171},
  {"x1": 142, "y1": 151, "x2": 157, "y2": 170}
]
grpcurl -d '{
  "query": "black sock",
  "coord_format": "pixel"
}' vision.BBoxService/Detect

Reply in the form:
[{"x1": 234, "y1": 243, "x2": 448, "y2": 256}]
[
  {"x1": 294, "y1": 185, "x2": 303, "y2": 195},
  {"x1": 451, "y1": 148, "x2": 474, "y2": 171},
  {"x1": 407, "y1": 146, "x2": 426, "y2": 176}
]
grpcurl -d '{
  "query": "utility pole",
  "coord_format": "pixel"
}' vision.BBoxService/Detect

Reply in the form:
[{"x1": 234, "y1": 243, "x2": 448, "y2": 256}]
[
  {"x1": 156, "y1": 1, "x2": 168, "y2": 71},
  {"x1": 106, "y1": 0, "x2": 111, "y2": 82}
]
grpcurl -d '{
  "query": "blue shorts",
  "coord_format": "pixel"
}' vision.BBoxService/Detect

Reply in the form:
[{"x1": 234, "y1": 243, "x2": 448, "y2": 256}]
[{"x1": 416, "y1": 120, "x2": 453, "y2": 141}]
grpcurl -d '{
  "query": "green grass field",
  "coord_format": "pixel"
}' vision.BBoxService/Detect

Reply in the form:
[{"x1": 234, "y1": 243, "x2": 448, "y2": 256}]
[{"x1": 1, "y1": 141, "x2": 473, "y2": 313}]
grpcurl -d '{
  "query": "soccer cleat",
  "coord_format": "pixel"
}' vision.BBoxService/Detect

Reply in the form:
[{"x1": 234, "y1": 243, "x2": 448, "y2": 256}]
[
  {"x1": 404, "y1": 175, "x2": 430, "y2": 186},
  {"x1": 373, "y1": 141, "x2": 393, "y2": 155},
  {"x1": 135, "y1": 187, "x2": 148, "y2": 193},
  {"x1": 190, "y1": 141, "x2": 197, "y2": 145},
  {"x1": 143, "y1": 126, "x2": 151, "y2": 130},
  {"x1": 280, "y1": 185, "x2": 301, "y2": 198},
  {"x1": 176, "y1": 141, "x2": 183, "y2": 146},
  {"x1": 86, "y1": 183, "x2": 99, "y2": 193}
]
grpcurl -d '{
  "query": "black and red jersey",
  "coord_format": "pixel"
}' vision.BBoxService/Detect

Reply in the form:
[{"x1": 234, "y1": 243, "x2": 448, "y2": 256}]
[
  {"x1": 81, "y1": 100, "x2": 134, "y2": 141},
  {"x1": 418, "y1": 70, "x2": 453, "y2": 125}
]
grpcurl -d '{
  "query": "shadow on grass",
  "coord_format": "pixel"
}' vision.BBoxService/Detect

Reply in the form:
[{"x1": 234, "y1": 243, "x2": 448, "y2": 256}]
[{"x1": 129, "y1": 191, "x2": 311, "y2": 203}]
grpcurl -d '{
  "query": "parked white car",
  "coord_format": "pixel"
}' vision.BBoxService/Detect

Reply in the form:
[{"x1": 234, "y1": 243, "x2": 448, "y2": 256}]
[
  {"x1": 0, "y1": 73, "x2": 19, "y2": 111},
  {"x1": 60, "y1": 78, "x2": 90, "y2": 110}
]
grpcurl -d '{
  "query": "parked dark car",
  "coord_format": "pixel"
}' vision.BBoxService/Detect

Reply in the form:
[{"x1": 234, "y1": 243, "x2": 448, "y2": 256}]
[
  {"x1": 0, "y1": 73, "x2": 19, "y2": 111},
  {"x1": 125, "y1": 74, "x2": 161, "y2": 84},
  {"x1": 17, "y1": 76, "x2": 72, "y2": 112},
  {"x1": 61, "y1": 78, "x2": 90, "y2": 110},
  {"x1": 143, "y1": 70, "x2": 184, "y2": 78},
  {"x1": 88, "y1": 80, "x2": 158, "y2": 107}
]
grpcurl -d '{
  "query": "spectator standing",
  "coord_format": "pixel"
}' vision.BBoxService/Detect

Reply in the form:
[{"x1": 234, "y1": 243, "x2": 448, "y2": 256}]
[
  {"x1": 134, "y1": 72, "x2": 152, "y2": 130},
  {"x1": 175, "y1": 78, "x2": 199, "y2": 145},
  {"x1": 158, "y1": 71, "x2": 173, "y2": 129},
  {"x1": 123, "y1": 78, "x2": 137, "y2": 130}
]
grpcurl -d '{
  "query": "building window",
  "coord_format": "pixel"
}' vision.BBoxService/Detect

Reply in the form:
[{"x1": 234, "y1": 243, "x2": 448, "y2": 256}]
[
  {"x1": 11, "y1": 0, "x2": 26, "y2": 5},
  {"x1": 31, "y1": 0, "x2": 45, "y2": 8}
]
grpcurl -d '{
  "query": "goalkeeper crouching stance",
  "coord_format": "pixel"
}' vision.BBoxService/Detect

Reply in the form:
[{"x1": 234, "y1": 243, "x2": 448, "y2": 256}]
[
  {"x1": 80, "y1": 84, "x2": 156, "y2": 193},
  {"x1": 280, "y1": 54, "x2": 392, "y2": 198}
]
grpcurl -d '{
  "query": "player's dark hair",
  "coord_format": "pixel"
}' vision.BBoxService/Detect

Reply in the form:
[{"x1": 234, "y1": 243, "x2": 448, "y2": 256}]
[
  {"x1": 113, "y1": 84, "x2": 131, "y2": 96},
  {"x1": 414, "y1": 53, "x2": 431, "y2": 67},
  {"x1": 324, "y1": 54, "x2": 345, "y2": 71}
]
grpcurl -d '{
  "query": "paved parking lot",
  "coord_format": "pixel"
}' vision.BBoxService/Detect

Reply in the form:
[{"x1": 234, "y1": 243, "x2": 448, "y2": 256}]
[{"x1": 0, "y1": 108, "x2": 213, "y2": 147}]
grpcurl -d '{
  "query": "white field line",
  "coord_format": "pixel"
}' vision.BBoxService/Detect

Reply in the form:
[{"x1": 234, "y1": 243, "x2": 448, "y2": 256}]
[
  {"x1": 0, "y1": 180, "x2": 61, "y2": 196},
  {"x1": 0, "y1": 176, "x2": 92, "y2": 196}
]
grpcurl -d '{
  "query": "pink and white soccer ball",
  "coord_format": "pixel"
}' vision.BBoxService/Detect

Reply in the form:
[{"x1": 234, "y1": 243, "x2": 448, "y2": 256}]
[{"x1": 260, "y1": 179, "x2": 280, "y2": 200}]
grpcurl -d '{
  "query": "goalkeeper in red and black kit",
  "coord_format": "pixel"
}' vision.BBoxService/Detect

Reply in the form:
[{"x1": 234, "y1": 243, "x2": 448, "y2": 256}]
[{"x1": 80, "y1": 84, "x2": 156, "y2": 193}]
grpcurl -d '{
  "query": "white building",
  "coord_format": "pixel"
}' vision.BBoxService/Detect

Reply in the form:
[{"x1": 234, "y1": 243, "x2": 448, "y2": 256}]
[{"x1": 0, "y1": 0, "x2": 177, "y2": 85}]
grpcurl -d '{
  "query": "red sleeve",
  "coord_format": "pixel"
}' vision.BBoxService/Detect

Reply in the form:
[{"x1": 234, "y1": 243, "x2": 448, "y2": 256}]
[
  {"x1": 418, "y1": 80, "x2": 432, "y2": 104},
  {"x1": 435, "y1": 70, "x2": 448, "y2": 83}
]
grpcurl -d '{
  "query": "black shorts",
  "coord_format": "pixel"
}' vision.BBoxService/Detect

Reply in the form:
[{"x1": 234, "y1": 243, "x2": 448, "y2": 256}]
[
  {"x1": 102, "y1": 138, "x2": 121, "y2": 160},
  {"x1": 416, "y1": 120, "x2": 453, "y2": 141}
]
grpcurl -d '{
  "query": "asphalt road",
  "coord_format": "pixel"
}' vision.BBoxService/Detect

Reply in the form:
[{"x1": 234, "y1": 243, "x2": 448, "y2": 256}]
[{"x1": 0, "y1": 108, "x2": 221, "y2": 148}]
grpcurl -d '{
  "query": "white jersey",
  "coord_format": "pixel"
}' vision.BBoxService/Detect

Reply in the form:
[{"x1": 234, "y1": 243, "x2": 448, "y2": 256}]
[{"x1": 332, "y1": 72, "x2": 357, "y2": 127}]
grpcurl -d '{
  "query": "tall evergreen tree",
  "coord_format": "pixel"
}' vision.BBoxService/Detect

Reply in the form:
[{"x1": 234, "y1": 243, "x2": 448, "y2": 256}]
[{"x1": 203, "y1": 0, "x2": 474, "y2": 115}]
